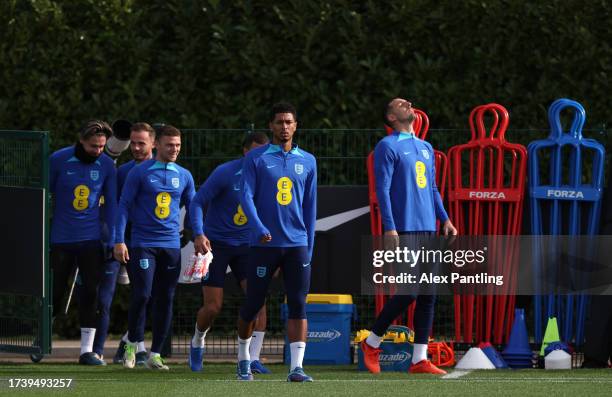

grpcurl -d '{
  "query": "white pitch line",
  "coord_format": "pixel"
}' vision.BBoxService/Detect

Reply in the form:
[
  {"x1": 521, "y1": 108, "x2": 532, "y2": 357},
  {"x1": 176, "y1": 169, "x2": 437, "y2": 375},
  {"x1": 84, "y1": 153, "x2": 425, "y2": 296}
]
[
  {"x1": 466, "y1": 377, "x2": 612, "y2": 382},
  {"x1": 442, "y1": 370, "x2": 472, "y2": 379}
]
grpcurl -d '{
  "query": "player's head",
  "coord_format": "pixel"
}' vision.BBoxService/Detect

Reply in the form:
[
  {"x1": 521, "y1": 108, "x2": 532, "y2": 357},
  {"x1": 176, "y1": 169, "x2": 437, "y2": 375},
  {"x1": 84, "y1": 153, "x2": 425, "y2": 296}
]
[
  {"x1": 242, "y1": 131, "x2": 269, "y2": 155},
  {"x1": 268, "y1": 102, "x2": 297, "y2": 145},
  {"x1": 79, "y1": 120, "x2": 112, "y2": 158},
  {"x1": 154, "y1": 125, "x2": 181, "y2": 163},
  {"x1": 384, "y1": 98, "x2": 416, "y2": 130},
  {"x1": 129, "y1": 122, "x2": 155, "y2": 162}
]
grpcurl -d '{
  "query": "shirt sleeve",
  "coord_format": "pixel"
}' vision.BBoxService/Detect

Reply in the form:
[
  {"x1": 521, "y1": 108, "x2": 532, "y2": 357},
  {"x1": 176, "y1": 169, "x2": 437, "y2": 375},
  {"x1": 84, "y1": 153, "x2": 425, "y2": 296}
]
[
  {"x1": 189, "y1": 187, "x2": 206, "y2": 236},
  {"x1": 239, "y1": 154, "x2": 269, "y2": 238},
  {"x1": 117, "y1": 164, "x2": 128, "y2": 197},
  {"x1": 115, "y1": 166, "x2": 140, "y2": 244},
  {"x1": 102, "y1": 162, "x2": 118, "y2": 246},
  {"x1": 374, "y1": 140, "x2": 397, "y2": 231},
  {"x1": 180, "y1": 170, "x2": 197, "y2": 230},
  {"x1": 303, "y1": 156, "x2": 318, "y2": 261},
  {"x1": 189, "y1": 167, "x2": 224, "y2": 236}
]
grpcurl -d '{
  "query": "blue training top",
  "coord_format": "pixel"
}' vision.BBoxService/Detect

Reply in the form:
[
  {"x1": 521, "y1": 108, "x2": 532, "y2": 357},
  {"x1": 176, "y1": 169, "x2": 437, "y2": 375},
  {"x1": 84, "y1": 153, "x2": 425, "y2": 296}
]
[
  {"x1": 117, "y1": 160, "x2": 136, "y2": 196},
  {"x1": 240, "y1": 143, "x2": 317, "y2": 259},
  {"x1": 50, "y1": 146, "x2": 117, "y2": 244},
  {"x1": 189, "y1": 158, "x2": 249, "y2": 246},
  {"x1": 115, "y1": 158, "x2": 196, "y2": 248},
  {"x1": 100, "y1": 159, "x2": 136, "y2": 246},
  {"x1": 114, "y1": 159, "x2": 138, "y2": 245},
  {"x1": 374, "y1": 131, "x2": 448, "y2": 232}
]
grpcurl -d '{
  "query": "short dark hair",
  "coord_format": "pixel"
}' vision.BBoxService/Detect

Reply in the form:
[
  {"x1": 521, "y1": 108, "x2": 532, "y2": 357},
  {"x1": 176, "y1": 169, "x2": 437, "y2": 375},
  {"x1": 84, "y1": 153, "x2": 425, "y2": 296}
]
[
  {"x1": 382, "y1": 100, "x2": 393, "y2": 127},
  {"x1": 269, "y1": 102, "x2": 297, "y2": 123},
  {"x1": 242, "y1": 131, "x2": 269, "y2": 149},
  {"x1": 80, "y1": 120, "x2": 112, "y2": 139},
  {"x1": 131, "y1": 122, "x2": 156, "y2": 138},
  {"x1": 155, "y1": 125, "x2": 181, "y2": 141}
]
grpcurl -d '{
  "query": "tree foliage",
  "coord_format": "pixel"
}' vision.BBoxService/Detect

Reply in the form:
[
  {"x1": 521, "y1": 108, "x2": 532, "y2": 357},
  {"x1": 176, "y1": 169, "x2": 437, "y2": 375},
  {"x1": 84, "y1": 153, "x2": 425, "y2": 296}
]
[{"x1": 0, "y1": 0, "x2": 610, "y2": 149}]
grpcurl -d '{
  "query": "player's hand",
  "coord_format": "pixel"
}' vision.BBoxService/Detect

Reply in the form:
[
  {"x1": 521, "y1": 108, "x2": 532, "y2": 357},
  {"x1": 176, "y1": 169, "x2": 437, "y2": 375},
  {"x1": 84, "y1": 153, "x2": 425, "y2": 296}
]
[
  {"x1": 113, "y1": 243, "x2": 130, "y2": 264},
  {"x1": 194, "y1": 234, "x2": 212, "y2": 254},
  {"x1": 442, "y1": 220, "x2": 458, "y2": 237},
  {"x1": 260, "y1": 233, "x2": 272, "y2": 244},
  {"x1": 384, "y1": 229, "x2": 399, "y2": 250}
]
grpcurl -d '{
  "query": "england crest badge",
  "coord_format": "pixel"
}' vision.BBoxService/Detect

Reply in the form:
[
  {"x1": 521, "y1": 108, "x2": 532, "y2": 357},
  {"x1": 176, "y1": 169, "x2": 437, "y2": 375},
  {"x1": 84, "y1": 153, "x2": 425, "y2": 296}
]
[
  {"x1": 90, "y1": 170, "x2": 99, "y2": 181},
  {"x1": 171, "y1": 177, "x2": 180, "y2": 188},
  {"x1": 421, "y1": 149, "x2": 430, "y2": 160},
  {"x1": 295, "y1": 163, "x2": 304, "y2": 175},
  {"x1": 139, "y1": 259, "x2": 149, "y2": 270}
]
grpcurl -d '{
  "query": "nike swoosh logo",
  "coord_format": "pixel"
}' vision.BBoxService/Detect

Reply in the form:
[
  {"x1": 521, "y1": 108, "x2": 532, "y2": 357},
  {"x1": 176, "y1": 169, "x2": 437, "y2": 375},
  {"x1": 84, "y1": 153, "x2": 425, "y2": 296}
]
[
  {"x1": 302, "y1": 263, "x2": 310, "y2": 267},
  {"x1": 105, "y1": 271, "x2": 115, "y2": 275},
  {"x1": 167, "y1": 266, "x2": 177, "y2": 270},
  {"x1": 150, "y1": 178, "x2": 158, "y2": 183},
  {"x1": 233, "y1": 187, "x2": 240, "y2": 191},
  {"x1": 266, "y1": 165, "x2": 277, "y2": 169},
  {"x1": 404, "y1": 151, "x2": 411, "y2": 155},
  {"x1": 67, "y1": 171, "x2": 76, "y2": 175},
  {"x1": 315, "y1": 206, "x2": 370, "y2": 232}
]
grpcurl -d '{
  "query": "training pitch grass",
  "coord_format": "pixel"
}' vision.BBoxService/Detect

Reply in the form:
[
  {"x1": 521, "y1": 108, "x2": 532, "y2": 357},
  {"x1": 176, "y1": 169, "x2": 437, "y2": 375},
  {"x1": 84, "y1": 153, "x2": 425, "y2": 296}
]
[{"x1": 0, "y1": 363, "x2": 611, "y2": 396}]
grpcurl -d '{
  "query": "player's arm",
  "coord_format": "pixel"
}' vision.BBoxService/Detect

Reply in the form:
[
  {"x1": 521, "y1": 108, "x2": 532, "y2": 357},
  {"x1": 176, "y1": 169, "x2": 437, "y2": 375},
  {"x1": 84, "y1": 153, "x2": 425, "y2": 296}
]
[
  {"x1": 239, "y1": 154, "x2": 270, "y2": 242},
  {"x1": 179, "y1": 170, "x2": 196, "y2": 242},
  {"x1": 102, "y1": 162, "x2": 118, "y2": 247},
  {"x1": 374, "y1": 140, "x2": 397, "y2": 234},
  {"x1": 180, "y1": 170, "x2": 205, "y2": 251},
  {"x1": 117, "y1": 164, "x2": 128, "y2": 197},
  {"x1": 113, "y1": 166, "x2": 140, "y2": 263},
  {"x1": 180, "y1": 170, "x2": 197, "y2": 211},
  {"x1": 189, "y1": 188, "x2": 208, "y2": 254},
  {"x1": 303, "y1": 157, "x2": 318, "y2": 262}
]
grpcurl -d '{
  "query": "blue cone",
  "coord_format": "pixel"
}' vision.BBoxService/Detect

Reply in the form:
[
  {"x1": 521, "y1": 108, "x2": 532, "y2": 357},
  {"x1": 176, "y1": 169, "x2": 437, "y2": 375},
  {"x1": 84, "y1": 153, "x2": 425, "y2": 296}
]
[
  {"x1": 544, "y1": 341, "x2": 570, "y2": 356},
  {"x1": 502, "y1": 308, "x2": 534, "y2": 368},
  {"x1": 479, "y1": 342, "x2": 508, "y2": 369}
]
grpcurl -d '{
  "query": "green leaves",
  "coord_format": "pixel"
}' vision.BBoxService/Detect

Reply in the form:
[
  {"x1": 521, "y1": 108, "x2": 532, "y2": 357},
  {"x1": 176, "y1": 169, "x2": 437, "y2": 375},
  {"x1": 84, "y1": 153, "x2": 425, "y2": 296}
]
[{"x1": 0, "y1": 0, "x2": 610, "y2": 148}]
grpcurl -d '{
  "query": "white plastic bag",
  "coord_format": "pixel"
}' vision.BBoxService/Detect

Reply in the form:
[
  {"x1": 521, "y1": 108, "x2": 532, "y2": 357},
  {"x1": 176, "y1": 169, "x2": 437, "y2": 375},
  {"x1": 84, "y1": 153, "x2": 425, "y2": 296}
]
[{"x1": 180, "y1": 251, "x2": 213, "y2": 284}]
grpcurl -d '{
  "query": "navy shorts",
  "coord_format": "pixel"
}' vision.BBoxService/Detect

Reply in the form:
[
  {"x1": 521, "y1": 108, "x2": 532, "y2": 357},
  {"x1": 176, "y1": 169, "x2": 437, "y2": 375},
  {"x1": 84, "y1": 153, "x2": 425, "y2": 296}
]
[
  {"x1": 201, "y1": 241, "x2": 249, "y2": 288},
  {"x1": 240, "y1": 246, "x2": 311, "y2": 321}
]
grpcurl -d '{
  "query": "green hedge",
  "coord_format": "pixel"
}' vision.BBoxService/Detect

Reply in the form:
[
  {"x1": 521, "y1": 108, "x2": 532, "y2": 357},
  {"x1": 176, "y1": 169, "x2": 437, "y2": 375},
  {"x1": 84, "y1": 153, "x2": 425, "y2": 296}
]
[{"x1": 1, "y1": 0, "x2": 610, "y2": 151}]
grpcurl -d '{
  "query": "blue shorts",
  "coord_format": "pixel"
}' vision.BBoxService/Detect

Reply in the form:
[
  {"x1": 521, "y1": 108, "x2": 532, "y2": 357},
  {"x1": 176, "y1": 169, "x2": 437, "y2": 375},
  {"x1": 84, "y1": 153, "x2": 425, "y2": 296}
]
[
  {"x1": 240, "y1": 246, "x2": 311, "y2": 321},
  {"x1": 126, "y1": 247, "x2": 181, "y2": 347},
  {"x1": 201, "y1": 241, "x2": 249, "y2": 288},
  {"x1": 127, "y1": 247, "x2": 182, "y2": 296}
]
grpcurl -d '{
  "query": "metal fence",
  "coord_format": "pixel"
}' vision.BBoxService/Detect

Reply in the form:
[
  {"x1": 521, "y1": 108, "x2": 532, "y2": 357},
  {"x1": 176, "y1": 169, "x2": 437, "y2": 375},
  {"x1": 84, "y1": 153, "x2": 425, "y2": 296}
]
[
  {"x1": 168, "y1": 127, "x2": 612, "y2": 359},
  {"x1": 179, "y1": 127, "x2": 610, "y2": 186},
  {"x1": 179, "y1": 128, "x2": 387, "y2": 186},
  {"x1": 0, "y1": 131, "x2": 51, "y2": 357}
]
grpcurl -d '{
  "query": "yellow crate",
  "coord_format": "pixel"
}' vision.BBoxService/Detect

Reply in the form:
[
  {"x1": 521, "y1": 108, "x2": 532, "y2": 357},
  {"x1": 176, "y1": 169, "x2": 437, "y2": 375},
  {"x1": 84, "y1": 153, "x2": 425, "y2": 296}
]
[{"x1": 305, "y1": 294, "x2": 353, "y2": 304}]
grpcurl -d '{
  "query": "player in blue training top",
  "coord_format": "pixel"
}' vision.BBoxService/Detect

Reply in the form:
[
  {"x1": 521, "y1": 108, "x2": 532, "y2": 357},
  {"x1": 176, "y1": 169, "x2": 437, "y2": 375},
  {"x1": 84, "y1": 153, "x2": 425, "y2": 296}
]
[
  {"x1": 188, "y1": 132, "x2": 272, "y2": 374},
  {"x1": 360, "y1": 98, "x2": 457, "y2": 375},
  {"x1": 49, "y1": 120, "x2": 117, "y2": 366},
  {"x1": 114, "y1": 125, "x2": 196, "y2": 370},
  {"x1": 91, "y1": 122, "x2": 156, "y2": 366},
  {"x1": 235, "y1": 103, "x2": 317, "y2": 382}
]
